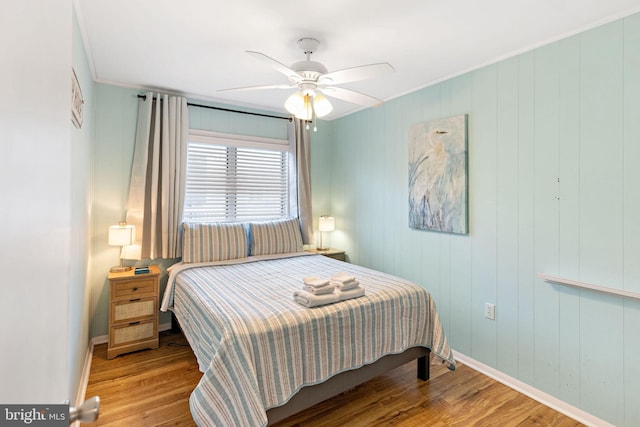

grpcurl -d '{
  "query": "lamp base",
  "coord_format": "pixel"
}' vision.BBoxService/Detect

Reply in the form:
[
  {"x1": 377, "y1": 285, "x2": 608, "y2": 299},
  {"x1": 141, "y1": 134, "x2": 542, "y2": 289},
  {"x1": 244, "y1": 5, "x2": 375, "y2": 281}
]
[
  {"x1": 110, "y1": 265, "x2": 132, "y2": 273},
  {"x1": 316, "y1": 247, "x2": 329, "y2": 252}
]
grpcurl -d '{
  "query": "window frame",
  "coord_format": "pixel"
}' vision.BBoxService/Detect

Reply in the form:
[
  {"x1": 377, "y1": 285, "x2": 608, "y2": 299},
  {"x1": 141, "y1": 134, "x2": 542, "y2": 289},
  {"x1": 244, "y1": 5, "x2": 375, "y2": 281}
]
[{"x1": 183, "y1": 129, "x2": 296, "y2": 223}]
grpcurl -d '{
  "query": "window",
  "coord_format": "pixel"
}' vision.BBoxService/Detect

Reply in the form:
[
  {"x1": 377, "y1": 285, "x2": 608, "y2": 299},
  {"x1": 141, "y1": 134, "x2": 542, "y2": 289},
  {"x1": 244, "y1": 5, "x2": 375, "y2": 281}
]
[{"x1": 183, "y1": 130, "x2": 294, "y2": 223}]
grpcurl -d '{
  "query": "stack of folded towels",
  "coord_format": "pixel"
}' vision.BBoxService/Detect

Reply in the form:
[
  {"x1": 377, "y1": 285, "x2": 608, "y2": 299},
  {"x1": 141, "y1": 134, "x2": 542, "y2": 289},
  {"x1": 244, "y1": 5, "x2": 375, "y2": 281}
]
[{"x1": 293, "y1": 272, "x2": 365, "y2": 308}]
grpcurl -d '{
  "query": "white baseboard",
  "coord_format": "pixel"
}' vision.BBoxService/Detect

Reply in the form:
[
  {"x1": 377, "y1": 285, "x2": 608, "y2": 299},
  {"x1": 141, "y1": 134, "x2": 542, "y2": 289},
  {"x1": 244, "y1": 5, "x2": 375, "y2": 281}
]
[
  {"x1": 90, "y1": 335, "x2": 108, "y2": 345},
  {"x1": 453, "y1": 351, "x2": 614, "y2": 427},
  {"x1": 70, "y1": 340, "x2": 95, "y2": 427},
  {"x1": 74, "y1": 341, "x2": 94, "y2": 406}
]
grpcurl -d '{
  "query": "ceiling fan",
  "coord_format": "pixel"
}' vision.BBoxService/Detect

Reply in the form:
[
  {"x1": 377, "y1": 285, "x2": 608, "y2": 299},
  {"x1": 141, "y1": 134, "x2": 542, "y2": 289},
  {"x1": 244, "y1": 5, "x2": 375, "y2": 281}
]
[{"x1": 219, "y1": 37, "x2": 395, "y2": 122}]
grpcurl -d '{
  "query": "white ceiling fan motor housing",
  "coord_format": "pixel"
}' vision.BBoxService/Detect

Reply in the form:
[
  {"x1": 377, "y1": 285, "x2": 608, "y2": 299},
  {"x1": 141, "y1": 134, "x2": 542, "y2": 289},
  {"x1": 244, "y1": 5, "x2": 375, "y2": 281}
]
[
  {"x1": 290, "y1": 61, "x2": 327, "y2": 82},
  {"x1": 290, "y1": 38, "x2": 328, "y2": 95}
]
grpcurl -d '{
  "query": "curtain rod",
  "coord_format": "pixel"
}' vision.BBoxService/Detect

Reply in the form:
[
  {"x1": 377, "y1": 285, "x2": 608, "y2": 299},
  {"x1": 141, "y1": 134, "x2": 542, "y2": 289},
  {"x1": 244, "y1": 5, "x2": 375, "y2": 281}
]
[{"x1": 137, "y1": 94, "x2": 291, "y2": 121}]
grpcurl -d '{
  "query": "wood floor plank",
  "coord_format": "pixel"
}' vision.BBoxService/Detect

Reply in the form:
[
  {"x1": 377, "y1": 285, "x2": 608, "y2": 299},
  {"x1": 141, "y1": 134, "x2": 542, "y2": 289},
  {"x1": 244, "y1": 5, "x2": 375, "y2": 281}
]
[{"x1": 85, "y1": 331, "x2": 584, "y2": 426}]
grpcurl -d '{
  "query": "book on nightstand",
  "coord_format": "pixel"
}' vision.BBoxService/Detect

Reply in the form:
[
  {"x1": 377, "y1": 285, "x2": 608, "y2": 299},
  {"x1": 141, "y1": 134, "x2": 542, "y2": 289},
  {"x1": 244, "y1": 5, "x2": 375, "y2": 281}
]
[{"x1": 134, "y1": 266, "x2": 150, "y2": 274}]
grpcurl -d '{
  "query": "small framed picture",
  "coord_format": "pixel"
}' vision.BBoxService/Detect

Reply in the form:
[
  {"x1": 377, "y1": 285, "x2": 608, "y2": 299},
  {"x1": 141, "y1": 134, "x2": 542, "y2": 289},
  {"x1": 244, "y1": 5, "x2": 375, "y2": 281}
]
[{"x1": 71, "y1": 68, "x2": 84, "y2": 128}]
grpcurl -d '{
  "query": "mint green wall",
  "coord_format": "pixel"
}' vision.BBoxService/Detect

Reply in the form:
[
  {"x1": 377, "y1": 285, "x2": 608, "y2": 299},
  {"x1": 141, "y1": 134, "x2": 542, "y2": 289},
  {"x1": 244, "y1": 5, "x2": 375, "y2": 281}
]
[
  {"x1": 90, "y1": 84, "x2": 139, "y2": 338},
  {"x1": 89, "y1": 93, "x2": 301, "y2": 336},
  {"x1": 327, "y1": 14, "x2": 640, "y2": 426},
  {"x1": 189, "y1": 102, "x2": 289, "y2": 139},
  {"x1": 309, "y1": 122, "x2": 333, "y2": 245}
]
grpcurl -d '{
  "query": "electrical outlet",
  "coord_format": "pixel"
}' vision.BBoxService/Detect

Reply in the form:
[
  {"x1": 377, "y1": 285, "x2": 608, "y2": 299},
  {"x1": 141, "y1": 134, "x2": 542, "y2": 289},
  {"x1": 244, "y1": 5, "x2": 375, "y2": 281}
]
[{"x1": 485, "y1": 303, "x2": 496, "y2": 320}]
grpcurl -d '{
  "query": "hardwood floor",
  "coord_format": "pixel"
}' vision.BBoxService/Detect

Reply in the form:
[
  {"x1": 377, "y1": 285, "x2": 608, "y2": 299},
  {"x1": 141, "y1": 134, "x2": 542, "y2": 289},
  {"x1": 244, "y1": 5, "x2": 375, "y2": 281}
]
[{"x1": 86, "y1": 331, "x2": 584, "y2": 426}]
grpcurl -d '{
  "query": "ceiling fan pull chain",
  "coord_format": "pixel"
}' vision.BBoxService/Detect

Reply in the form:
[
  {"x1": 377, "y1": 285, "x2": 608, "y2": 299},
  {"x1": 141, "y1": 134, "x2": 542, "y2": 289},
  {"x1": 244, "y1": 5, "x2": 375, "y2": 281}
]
[{"x1": 312, "y1": 99, "x2": 318, "y2": 132}]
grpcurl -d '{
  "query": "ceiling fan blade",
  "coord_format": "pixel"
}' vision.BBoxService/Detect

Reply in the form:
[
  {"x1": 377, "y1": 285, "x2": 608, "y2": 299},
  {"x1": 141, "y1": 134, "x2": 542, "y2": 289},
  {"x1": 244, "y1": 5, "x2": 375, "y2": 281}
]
[
  {"x1": 318, "y1": 62, "x2": 394, "y2": 85},
  {"x1": 319, "y1": 86, "x2": 384, "y2": 106},
  {"x1": 246, "y1": 51, "x2": 302, "y2": 83},
  {"x1": 218, "y1": 83, "x2": 296, "y2": 92}
]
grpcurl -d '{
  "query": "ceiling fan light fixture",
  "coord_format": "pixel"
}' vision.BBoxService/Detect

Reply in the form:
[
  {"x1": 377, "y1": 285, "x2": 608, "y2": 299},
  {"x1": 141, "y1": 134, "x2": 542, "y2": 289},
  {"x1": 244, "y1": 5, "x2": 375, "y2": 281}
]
[
  {"x1": 285, "y1": 92, "x2": 313, "y2": 120},
  {"x1": 296, "y1": 94, "x2": 313, "y2": 121},
  {"x1": 284, "y1": 92, "x2": 304, "y2": 116},
  {"x1": 313, "y1": 94, "x2": 332, "y2": 118},
  {"x1": 285, "y1": 92, "x2": 332, "y2": 121}
]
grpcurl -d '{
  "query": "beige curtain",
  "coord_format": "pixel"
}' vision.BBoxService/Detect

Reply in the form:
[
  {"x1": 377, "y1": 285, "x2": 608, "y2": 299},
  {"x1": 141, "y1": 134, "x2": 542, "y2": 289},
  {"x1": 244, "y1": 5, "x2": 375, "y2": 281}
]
[
  {"x1": 292, "y1": 118, "x2": 313, "y2": 244},
  {"x1": 124, "y1": 92, "x2": 188, "y2": 260}
]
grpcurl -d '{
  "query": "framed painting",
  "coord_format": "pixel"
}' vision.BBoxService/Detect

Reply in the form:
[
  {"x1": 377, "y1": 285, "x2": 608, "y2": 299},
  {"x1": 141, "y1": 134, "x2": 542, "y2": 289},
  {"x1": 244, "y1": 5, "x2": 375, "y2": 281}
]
[
  {"x1": 408, "y1": 114, "x2": 468, "y2": 234},
  {"x1": 71, "y1": 68, "x2": 84, "y2": 129}
]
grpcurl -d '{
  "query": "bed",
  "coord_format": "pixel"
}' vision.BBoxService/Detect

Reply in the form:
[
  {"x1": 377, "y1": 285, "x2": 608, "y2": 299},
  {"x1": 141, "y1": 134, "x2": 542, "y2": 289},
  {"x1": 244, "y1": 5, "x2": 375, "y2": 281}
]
[{"x1": 161, "y1": 219, "x2": 455, "y2": 426}]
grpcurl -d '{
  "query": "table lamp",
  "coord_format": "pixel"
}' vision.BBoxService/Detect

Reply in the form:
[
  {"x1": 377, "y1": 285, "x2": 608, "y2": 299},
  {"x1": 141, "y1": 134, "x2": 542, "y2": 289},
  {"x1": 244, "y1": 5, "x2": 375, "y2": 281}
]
[
  {"x1": 318, "y1": 215, "x2": 335, "y2": 251},
  {"x1": 108, "y1": 222, "x2": 136, "y2": 272}
]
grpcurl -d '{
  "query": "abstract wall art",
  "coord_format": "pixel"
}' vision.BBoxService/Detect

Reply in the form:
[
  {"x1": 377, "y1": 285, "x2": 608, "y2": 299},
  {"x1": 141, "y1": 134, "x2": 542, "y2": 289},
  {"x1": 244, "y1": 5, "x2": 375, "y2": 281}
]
[{"x1": 408, "y1": 114, "x2": 468, "y2": 234}]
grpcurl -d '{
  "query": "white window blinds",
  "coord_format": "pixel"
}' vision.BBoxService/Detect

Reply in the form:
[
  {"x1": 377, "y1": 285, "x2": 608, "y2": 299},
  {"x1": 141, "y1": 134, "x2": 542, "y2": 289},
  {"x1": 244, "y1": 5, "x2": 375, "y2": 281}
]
[{"x1": 183, "y1": 130, "x2": 292, "y2": 223}]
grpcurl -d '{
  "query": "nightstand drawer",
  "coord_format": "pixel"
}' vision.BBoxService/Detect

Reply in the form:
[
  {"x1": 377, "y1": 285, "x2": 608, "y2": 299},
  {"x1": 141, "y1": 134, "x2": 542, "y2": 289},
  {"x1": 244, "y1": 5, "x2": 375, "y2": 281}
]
[
  {"x1": 111, "y1": 297, "x2": 157, "y2": 323},
  {"x1": 110, "y1": 319, "x2": 157, "y2": 347},
  {"x1": 112, "y1": 278, "x2": 157, "y2": 300}
]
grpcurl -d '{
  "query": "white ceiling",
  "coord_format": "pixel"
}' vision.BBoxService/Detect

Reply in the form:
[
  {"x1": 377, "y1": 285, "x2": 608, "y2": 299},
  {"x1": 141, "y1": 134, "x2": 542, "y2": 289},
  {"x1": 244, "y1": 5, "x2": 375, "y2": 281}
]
[{"x1": 76, "y1": 0, "x2": 640, "y2": 120}]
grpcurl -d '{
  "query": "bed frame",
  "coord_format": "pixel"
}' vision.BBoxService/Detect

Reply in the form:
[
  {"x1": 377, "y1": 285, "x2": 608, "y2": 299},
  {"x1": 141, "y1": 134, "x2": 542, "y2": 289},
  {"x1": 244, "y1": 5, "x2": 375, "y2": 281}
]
[{"x1": 266, "y1": 347, "x2": 431, "y2": 424}]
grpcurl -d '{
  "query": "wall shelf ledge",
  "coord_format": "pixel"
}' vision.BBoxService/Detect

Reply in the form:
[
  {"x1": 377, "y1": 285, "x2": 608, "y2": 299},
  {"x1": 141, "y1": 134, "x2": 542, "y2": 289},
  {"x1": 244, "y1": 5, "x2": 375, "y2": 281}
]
[{"x1": 538, "y1": 273, "x2": 640, "y2": 301}]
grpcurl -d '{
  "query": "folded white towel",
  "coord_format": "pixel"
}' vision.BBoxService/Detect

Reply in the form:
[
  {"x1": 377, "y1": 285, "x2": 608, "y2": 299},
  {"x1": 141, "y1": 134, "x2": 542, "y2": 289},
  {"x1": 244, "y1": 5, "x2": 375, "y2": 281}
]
[
  {"x1": 338, "y1": 286, "x2": 366, "y2": 301},
  {"x1": 330, "y1": 279, "x2": 360, "y2": 291},
  {"x1": 293, "y1": 290, "x2": 339, "y2": 308},
  {"x1": 302, "y1": 276, "x2": 331, "y2": 288},
  {"x1": 330, "y1": 272, "x2": 356, "y2": 283},
  {"x1": 303, "y1": 285, "x2": 337, "y2": 295}
]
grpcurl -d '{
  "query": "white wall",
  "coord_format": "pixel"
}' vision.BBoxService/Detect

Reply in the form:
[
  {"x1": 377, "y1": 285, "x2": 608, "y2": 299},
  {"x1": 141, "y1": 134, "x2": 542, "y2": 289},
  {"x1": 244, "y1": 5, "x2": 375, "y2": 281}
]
[
  {"x1": 70, "y1": 4, "x2": 95, "y2": 404},
  {"x1": 0, "y1": 0, "x2": 74, "y2": 403}
]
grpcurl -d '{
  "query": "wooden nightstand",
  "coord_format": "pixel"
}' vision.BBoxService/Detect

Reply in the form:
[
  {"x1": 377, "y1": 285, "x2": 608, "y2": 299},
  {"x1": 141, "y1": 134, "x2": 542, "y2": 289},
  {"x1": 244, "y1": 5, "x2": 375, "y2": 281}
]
[
  {"x1": 107, "y1": 265, "x2": 160, "y2": 359},
  {"x1": 305, "y1": 248, "x2": 346, "y2": 262}
]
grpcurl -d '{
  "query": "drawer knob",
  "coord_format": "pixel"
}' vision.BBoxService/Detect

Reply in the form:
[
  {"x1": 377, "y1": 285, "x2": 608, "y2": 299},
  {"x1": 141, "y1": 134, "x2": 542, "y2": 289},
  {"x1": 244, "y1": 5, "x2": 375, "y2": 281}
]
[{"x1": 132, "y1": 287, "x2": 138, "y2": 291}]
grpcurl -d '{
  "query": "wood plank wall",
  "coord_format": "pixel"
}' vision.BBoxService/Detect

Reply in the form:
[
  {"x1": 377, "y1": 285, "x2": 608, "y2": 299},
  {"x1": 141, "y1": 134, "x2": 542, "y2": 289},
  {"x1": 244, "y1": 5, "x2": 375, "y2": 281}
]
[{"x1": 325, "y1": 14, "x2": 640, "y2": 426}]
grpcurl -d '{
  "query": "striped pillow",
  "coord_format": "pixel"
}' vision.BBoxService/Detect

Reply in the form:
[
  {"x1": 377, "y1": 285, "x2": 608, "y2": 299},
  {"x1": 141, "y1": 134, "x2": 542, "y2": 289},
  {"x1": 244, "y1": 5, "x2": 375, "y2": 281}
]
[
  {"x1": 182, "y1": 222, "x2": 248, "y2": 263},
  {"x1": 250, "y1": 218, "x2": 304, "y2": 256}
]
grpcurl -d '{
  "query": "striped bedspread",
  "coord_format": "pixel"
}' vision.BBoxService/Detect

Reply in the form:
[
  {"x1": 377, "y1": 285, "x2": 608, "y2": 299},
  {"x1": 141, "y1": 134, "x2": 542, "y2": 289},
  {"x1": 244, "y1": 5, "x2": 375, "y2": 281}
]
[{"x1": 162, "y1": 252, "x2": 455, "y2": 426}]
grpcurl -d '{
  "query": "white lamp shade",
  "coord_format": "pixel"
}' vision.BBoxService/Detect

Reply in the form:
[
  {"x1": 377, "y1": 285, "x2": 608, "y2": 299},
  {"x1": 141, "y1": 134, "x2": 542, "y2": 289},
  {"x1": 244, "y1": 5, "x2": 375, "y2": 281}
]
[
  {"x1": 108, "y1": 224, "x2": 136, "y2": 246},
  {"x1": 284, "y1": 92, "x2": 304, "y2": 116},
  {"x1": 285, "y1": 92, "x2": 330, "y2": 121},
  {"x1": 296, "y1": 94, "x2": 313, "y2": 121},
  {"x1": 313, "y1": 94, "x2": 333, "y2": 118},
  {"x1": 319, "y1": 216, "x2": 335, "y2": 232}
]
